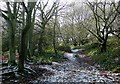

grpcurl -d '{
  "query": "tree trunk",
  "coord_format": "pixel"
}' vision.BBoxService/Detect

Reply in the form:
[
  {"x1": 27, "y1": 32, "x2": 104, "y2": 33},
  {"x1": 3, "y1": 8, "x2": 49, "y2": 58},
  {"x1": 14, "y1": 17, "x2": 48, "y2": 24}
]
[
  {"x1": 27, "y1": 9, "x2": 36, "y2": 58},
  {"x1": 38, "y1": 33, "x2": 44, "y2": 55},
  {"x1": 38, "y1": 24, "x2": 45, "y2": 55},
  {"x1": 28, "y1": 29, "x2": 33, "y2": 58},
  {"x1": 53, "y1": 10, "x2": 58, "y2": 57},
  {"x1": 100, "y1": 32, "x2": 109, "y2": 53},
  {"x1": 8, "y1": 15, "x2": 16, "y2": 65},
  {"x1": 18, "y1": 13, "x2": 31, "y2": 71},
  {"x1": 101, "y1": 40, "x2": 107, "y2": 53},
  {"x1": 18, "y1": 32, "x2": 27, "y2": 71},
  {"x1": 6, "y1": 2, "x2": 17, "y2": 66},
  {"x1": 8, "y1": 26, "x2": 16, "y2": 65},
  {"x1": 8, "y1": 33, "x2": 16, "y2": 65},
  {"x1": 53, "y1": 31, "x2": 58, "y2": 57}
]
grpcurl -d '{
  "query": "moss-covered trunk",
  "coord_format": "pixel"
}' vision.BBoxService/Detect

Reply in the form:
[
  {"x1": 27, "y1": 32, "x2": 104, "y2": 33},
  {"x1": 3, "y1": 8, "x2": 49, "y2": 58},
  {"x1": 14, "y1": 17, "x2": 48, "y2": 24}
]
[
  {"x1": 6, "y1": 2, "x2": 17, "y2": 65},
  {"x1": 18, "y1": 12, "x2": 32, "y2": 71},
  {"x1": 8, "y1": 22, "x2": 16, "y2": 65},
  {"x1": 18, "y1": 32, "x2": 27, "y2": 71},
  {"x1": 27, "y1": 9, "x2": 36, "y2": 58},
  {"x1": 101, "y1": 40, "x2": 107, "y2": 53}
]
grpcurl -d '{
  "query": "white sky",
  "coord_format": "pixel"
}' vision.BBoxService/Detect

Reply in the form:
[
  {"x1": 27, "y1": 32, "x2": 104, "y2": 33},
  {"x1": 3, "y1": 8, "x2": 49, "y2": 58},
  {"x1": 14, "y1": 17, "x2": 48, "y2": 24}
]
[
  {"x1": 0, "y1": 0, "x2": 119, "y2": 2},
  {"x1": 0, "y1": 0, "x2": 119, "y2": 11}
]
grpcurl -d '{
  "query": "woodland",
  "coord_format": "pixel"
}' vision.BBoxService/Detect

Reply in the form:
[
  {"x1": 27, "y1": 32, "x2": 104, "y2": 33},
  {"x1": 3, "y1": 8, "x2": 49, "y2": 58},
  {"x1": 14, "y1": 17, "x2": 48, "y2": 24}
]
[{"x1": 0, "y1": 0, "x2": 120, "y2": 83}]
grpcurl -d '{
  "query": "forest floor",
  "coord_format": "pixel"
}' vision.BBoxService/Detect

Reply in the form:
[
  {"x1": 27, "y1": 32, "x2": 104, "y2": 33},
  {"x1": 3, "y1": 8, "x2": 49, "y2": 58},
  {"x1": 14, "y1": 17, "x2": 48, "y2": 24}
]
[
  {"x1": 29, "y1": 49, "x2": 120, "y2": 84},
  {"x1": 1, "y1": 49, "x2": 120, "y2": 84}
]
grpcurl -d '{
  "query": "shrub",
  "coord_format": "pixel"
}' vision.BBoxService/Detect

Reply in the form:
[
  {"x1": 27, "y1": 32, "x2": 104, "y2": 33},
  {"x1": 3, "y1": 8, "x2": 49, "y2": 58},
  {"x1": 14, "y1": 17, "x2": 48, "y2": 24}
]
[
  {"x1": 91, "y1": 50, "x2": 120, "y2": 70},
  {"x1": 57, "y1": 46, "x2": 71, "y2": 52}
]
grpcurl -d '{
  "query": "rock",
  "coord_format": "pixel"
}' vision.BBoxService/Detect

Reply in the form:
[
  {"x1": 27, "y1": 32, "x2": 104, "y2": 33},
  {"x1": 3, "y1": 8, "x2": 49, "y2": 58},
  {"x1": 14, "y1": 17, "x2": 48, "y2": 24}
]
[
  {"x1": 64, "y1": 53, "x2": 76, "y2": 61},
  {"x1": 71, "y1": 49, "x2": 79, "y2": 53},
  {"x1": 52, "y1": 62, "x2": 60, "y2": 65}
]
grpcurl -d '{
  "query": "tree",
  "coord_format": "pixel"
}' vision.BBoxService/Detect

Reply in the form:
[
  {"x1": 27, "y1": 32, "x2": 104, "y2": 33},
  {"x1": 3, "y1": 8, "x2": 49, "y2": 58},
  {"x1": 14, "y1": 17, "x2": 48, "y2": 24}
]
[
  {"x1": 53, "y1": 4, "x2": 59, "y2": 57},
  {"x1": 18, "y1": 2, "x2": 36, "y2": 71},
  {"x1": 27, "y1": 5, "x2": 37, "y2": 58},
  {"x1": 112, "y1": 1, "x2": 120, "y2": 39},
  {"x1": 60, "y1": 2, "x2": 89, "y2": 46},
  {"x1": 1, "y1": 2, "x2": 19, "y2": 65},
  {"x1": 36, "y1": 0, "x2": 58, "y2": 54},
  {"x1": 86, "y1": 0, "x2": 118, "y2": 52},
  {"x1": 0, "y1": 16, "x2": 3, "y2": 56}
]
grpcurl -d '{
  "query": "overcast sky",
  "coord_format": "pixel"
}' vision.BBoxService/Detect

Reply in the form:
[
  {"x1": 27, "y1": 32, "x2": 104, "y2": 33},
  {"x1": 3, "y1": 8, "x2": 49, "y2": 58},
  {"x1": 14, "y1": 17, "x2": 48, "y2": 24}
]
[
  {"x1": 0, "y1": 0, "x2": 118, "y2": 2},
  {"x1": 0, "y1": 0, "x2": 119, "y2": 11}
]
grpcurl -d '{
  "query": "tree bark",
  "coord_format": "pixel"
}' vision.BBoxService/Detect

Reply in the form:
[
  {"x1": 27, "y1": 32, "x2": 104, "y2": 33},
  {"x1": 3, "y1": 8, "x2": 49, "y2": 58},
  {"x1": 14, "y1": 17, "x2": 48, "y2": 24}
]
[
  {"x1": 101, "y1": 40, "x2": 107, "y2": 53},
  {"x1": 18, "y1": 31, "x2": 27, "y2": 71},
  {"x1": 6, "y1": 2, "x2": 17, "y2": 65},
  {"x1": 27, "y1": 8, "x2": 36, "y2": 58},
  {"x1": 53, "y1": 9, "x2": 58, "y2": 57},
  {"x1": 18, "y1": 12, "x2": 32, "y2": 71},
  {"x1": 8, "y1": 23, "x2": 16, "y2": 65},
  {"x1": 38, "y1": 31, "x2": 44, "y2": 55}
]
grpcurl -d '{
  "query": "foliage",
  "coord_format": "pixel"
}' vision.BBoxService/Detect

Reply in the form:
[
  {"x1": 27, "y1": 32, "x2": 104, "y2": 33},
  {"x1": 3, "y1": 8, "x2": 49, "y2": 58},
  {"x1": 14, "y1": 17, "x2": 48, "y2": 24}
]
[
  {"x1": 1, "y1": 1, "x2": 120, "y2": 81},
  {"x1": 83, "y1": 37, "x2": 120, "y2": 71},
  {"x1": 31, "y1": 49, "x2": 64, "y2": 64},
  {"x1": 57, "y1": 45, "x2": 71, "y2": 53},
  {"x1": 86, "y1": 1, "x2": 118, "y2": 52}
]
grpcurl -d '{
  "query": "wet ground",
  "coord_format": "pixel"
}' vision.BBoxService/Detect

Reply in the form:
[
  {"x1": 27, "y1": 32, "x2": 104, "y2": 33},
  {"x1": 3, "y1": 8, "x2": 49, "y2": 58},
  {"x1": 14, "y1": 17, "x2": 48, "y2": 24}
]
[
  {"x1": 1, "y1": 49, "x2": 120, "y2": 84},
  {"x1": 30, "y1": 49, "x2": 120, "y2": 83}
]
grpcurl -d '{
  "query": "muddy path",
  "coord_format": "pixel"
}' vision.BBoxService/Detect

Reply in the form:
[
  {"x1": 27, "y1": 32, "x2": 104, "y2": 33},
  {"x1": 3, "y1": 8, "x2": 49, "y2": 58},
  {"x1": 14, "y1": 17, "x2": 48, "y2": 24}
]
[
  {"x1": 29, "y1": 49, "x2": 120, "y2": 83},
  {"x1": 1, "y1": 49, "x2": 120, "y2": 84}
]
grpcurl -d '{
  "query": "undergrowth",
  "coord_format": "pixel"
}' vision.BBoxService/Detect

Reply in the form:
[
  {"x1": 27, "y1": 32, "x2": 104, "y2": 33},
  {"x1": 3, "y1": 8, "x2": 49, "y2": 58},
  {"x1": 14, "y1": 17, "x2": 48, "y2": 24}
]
[{"x1": 82, "y1": 37, "x2": 120, "y2": 72}]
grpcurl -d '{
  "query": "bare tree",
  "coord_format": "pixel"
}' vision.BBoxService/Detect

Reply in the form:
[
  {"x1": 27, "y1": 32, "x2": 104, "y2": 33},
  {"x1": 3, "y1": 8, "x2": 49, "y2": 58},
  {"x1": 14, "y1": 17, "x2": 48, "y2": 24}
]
[
  {"x1": 60, "y1": 2, "x2": 89, "y2": 46},
  {"x1": 1, "y1": 2, "x2": 20, "y2": 65},
  {"x1": 18, "y1": 2, "x2": 36, "y2": 71},
  {"x1": 86, "y1": 0, "x2": 118, "y2": 52},
  {"x1": 36, "y1": 0, "x2": 59, "y2": 54}
]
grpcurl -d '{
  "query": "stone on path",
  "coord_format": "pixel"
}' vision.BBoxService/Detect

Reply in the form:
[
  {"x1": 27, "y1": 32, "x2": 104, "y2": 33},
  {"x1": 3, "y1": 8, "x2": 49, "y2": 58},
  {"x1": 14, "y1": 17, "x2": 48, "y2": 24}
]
[{"x1": 30, "y1": 49, "x2": 120, "y2": 83}]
